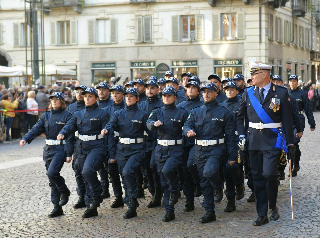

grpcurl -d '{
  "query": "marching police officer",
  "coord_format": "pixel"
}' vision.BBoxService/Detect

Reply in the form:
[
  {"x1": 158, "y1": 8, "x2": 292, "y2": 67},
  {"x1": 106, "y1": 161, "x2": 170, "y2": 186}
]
[
  {"x1": 134, "y1": 78, "x2": 148, "y2": 103},
  {"x1": 20, "y1": 92, "x2": 74, "y2": 218},
  {"x1": 208, "y1": 74, "x2": 226, "y2": 103},
  {"x1": 58, "y1": 87, "x2": 114, "y2": 218},
  {"x1": 164, "y1": 70, "x2": 174, "y2": 80},
  {"x1": 96, "y1": 82, "x2": 113, "y2": 109},
  {"x1": 177, "y1": 81, "x2": 203, "y2": 212},
  {"x1": 147, "y1": 86, "x2": 188, "y2": 222},
  {"x1": 288, "y1": 74, "x2": 316, "y2": 176},
  {"x1": 233, "y1": 74, "x2": 246, "y2": 97},
  {"x1": 125, "y1": 81, "x2": 135, "y2": 89},
  {"x1": 183, "y1": 83, "x2": 237, "y2": 223},
  {"x1": 101, "y1": 88, "x2": 148, "y2": 219},
  {"x1": 179, "y1": 72, "x2": 192, "y2": 99},
  {"x1": 157, "y1": 78, "x2": 166, "y2": 98},
  {"x1": 237, "y1": 62, "x2": 294, "y2": 226},
  {"x1": 166, "y1": 77, "x2": 186, "y2": 104},
  {"x1": 66, "y1": 85, "x2": 87, "y2": 209},
  {"x1": 221, "y1": 77, "x2": 233, "y2": 87}
]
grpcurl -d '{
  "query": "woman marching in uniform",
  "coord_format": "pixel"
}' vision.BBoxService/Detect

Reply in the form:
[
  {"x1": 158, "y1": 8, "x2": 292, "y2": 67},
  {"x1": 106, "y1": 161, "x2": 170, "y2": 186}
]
[{"x1": 20, "y1": 92, "x2": 74, "y2": 218}]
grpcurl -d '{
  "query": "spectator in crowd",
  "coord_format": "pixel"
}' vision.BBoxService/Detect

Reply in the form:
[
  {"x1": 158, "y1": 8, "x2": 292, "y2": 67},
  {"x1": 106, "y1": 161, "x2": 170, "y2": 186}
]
[
  {"x1": 36, "y1": 86, "x2": 50, "y2": 119},
  {"x1": 62, "y1": 88, "x2": 73, "y2": 107},
  {"x1": 27, "y1": 91, "x2": 38, "y2": 130},
  {"x1": 2, "y1": 94, "x2": 19, "y2": 141},
  {"x1": 11, "y1": 92, "x2": 25, "y2": 140},
  {"x1": 18, "y1": 91, "x2": 28, "y2": 137},
  {"x1": 308, "y1": 84, "x2": 318, "y2": 112}
]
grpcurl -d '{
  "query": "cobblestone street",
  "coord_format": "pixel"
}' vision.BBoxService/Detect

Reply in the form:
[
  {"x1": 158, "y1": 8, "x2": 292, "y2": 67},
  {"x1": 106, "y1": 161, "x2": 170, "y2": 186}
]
[{"x1": 0, "y1": 113, "x2": 319, "y2": 237}]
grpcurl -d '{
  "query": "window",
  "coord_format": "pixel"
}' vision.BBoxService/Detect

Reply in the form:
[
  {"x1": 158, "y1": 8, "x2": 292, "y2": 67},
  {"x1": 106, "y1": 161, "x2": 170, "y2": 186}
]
[
  {"x1": 172, "y1": 15, "x2": 204, "y2": 42},
  {"x1": 136, "y1": 16, "x2": 152, "y2": 43},
  {"x1": 293, "y1": 24, "x2": 297, "y2": 45},
  {"x1": 58, "y1": 21, "x2": 70, "y2": 45},
  {"x1": 284, "y1": 20, "x2": 291, "y2": 44},
  {"x1": 222, "y1": 13, "x2": 236, "y2": 40},
  {"x1": 269, "y1": 59, "x2": 274, "y2": 75},
  {"x1": 277, "y1": 60, "x2": 282, "y2": 77},
  {"x1": 181, "y1": 16, "x2": 196, "y2": 41},
  {"x1": 299, "y1": 25, "x2": 304, "y2": 48},
  {"x1": 21, "y1": 23, "x2": 32, "y2": 46},
  {"x1": 96, "y1": 19, "x2": 111, "y2": 44},
  {"x1": 268, "y1": 14, "x2": 274, "y2": 41}
]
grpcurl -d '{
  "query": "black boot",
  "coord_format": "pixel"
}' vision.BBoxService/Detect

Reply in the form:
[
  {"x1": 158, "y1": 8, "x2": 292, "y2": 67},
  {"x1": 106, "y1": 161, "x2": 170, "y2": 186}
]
[
  {"x1": 194, "y1": 184, "x2": 202, "y2": 197},
  {"x1": 111, "y1": 196, "x2": 124, "y2": 208},
  {"x1": 214, "y1": 188, "x2": 223, "y2": 203},
  {"x1": 101, "y1": 189, "x2": 110, "y2": 199},
  {"x1": 253, "y1": 216, "x2": 269, "y2": 226},
  {"x1": 162, "y1": 211, "x2": 175, "y2": 222},
  {"x1": 184, "y1": 200, "x2": 194, "y2": 212},
  {"x1": 270, "y1": 206, "x2": 280, "y2": 221},
  {"x1": 224, "y1": 198, "x2": 236, "y2": 212},
  {"x1": 200, "y1": 211, "x2": 216, "y2": 223},
  {"x1": 90, "y1": 196, "x2": 103, "y2": 209},
  {"x1": 147, "y1": 187, "x2": 162, "y2": 208},
  {"x1": 124, "y1": 198, "x2": 138, "y2": 219},
  {"x1": 48, "y1": 206, "x2": 63, "y2": 218},
  {"x1": 169, "y1": 190, "x2": 180, "y2": 205},
  {"x1": 292, "y1": 162, "x2": 300, "y2": 177},
  {"x1": 82, "y1": 207, "x2": 98, "y2": 218},
  {"x1": 279, "y1": 170, "x2": 285, "y2": 180},
  {"x1": 73, "y1": 196, "x2": 86, "y2": 209},
  {"x1": 247, "y1": 192, "x2": 255, "y2": 203},
  {"x1": 236, "y1": 184, "x2": 245, "y2": 200},
  {"x1": 59, "y1": 189, "x2": 70, "y2": 206},
  {"x1": 138, "y1": 186, "x2": 145, "y2": 198},
  {"x1": 143, "y1": 176, "x2": 148, "y2": 190}
]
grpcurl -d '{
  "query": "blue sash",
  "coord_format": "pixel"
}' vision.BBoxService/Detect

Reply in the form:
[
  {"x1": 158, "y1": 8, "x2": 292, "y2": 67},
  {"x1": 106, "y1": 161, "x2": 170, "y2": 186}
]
[{"x1": 247, "y1": 87, "x2": 287, "y2": 153}]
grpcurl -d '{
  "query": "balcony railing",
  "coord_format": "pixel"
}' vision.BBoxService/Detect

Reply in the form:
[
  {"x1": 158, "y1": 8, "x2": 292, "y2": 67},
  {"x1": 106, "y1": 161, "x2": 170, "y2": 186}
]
[
  {"x1": 293, "y1": 0, "x2": 307, "y2": 17},
  {"x1": 42, "y1": 0, "x2": 82, "y2": 13}
]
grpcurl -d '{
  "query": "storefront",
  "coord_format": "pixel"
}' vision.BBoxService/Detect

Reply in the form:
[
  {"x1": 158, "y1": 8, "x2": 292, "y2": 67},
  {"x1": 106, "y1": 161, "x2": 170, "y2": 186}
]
[
  {"x1": 130, "y1": 61, "x2": 156, "y2": 80},
  {"x1": 310, "y1": 51, "x2": 320, "y2": 83},
  {"x1": 91, "y1": 62, "x2": 116, "y2": 84},
  {"x1": 171, "y1": 61, "x2": 198, "y2": 79},
  {"x1": 214, "y1": 59, "x2": 243, "y2": 79}
]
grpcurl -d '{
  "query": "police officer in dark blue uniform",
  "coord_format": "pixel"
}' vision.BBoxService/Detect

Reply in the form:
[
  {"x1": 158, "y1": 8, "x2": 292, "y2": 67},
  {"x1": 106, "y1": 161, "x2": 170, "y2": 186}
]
[
  {"x1": 237, "y1": 62, "x2": 294, "y2": 226},
  {"x1": 125, "y1": 81, "x2": 135, "y2": 89},
  {"x1": 164, "y1": 70, "x2": 174, "y2": 80},
  {"x1": 166, "y1": 77, "x2": 186, "y2": 104},
  {"x1": 134, "y1": 78, "x2": 148, "y2": 103},
  {"x1": 157, "y1": 78, "x2": 166, "y2": 98},
  {"x1": 188, "y1": 76, "x2": 200, "y2": 84},
  {"x1": 208, "y1": 74, "x2": 226, "y2": 103},
  {"x1": 139, "y1": 79, "x2": 164, "y2": 208},
  {"x1": 220, "y1": 81, "x2": 245, "y2": 212},
  {"x1": 20, "y1": 92, "x2": 74, "y2": 218},
  {"x1": 288, "y1": 74, "x2": 316, "y2": 176},
  {"x1": 147, "y1": 86, "x2": 188, "y2": 222},
  {"x1": 177, "y1": 81, "x2": 203, "y2": 211},
  {"x1": 233, "y1": 74, "x2": 246, "y2": 97},
  {"x1": 96, "y1": 82, "x2": 113, "y2": 109},
  {"x1": 58, "y1": 87, "x2": 113, "y2": 218},
  {"x1": 179, "y1": 72, "x2": 192, "y2": 99},
  {"x1": 183, "y1": 83, "x2": 237, "y2": 223},
  {"x1": 101, "y1": 88, "x2": 148, "y2": 219},
  {"x1": 221, "y1": 77, "x2": 233, "y2": 87},
  {"x1": 104, "y1": 85, "x2": 126, "y2": 208},
  {"x1": 66, "y1": 85, "x2": 87, "y2": 209}
]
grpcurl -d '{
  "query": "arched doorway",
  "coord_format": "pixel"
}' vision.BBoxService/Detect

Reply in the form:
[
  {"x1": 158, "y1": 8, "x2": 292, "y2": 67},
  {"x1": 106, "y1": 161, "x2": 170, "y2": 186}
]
[
  {"x1": 0, "y1": 49, "x2": 11, "y2": 88},
  {"x1": 156, "y1": 63, "x2": 170, "y2": 78}
]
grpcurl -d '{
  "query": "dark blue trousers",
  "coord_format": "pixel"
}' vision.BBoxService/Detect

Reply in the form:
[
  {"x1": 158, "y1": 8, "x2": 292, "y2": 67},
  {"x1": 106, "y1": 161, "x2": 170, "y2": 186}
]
[
  {"x1": 182, "y1": 146, "x2": 195, "y2": 201},
  {"x1": 108, "y1": 161, "x2": 123, "y2": 197},
  {"x1": 72, "y1": 152, "x2": 86, "y2": 197},
  {"x1": 98, "y1": 157, "x2": 110, "y2": 190}
]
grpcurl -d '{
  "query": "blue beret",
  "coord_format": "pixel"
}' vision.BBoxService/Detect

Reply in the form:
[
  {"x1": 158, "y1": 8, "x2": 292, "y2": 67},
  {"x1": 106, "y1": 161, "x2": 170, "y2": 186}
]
[
  {"x1": 186, "y1": 81, "x2": 200, "y2": 90},
  {"x1": 110, "y1": 85, "x2": 125, "y2": 93},
  {"x1": 124, "y1": 87, "x2": 139, "y2": 97},
  {"x1": 166, "y1": 77, "x2": 179, "y2": 85},
  {"x1": 82, "y1": 87, "x2": 98, "y2": 97},
  {"x1": 188, "y1": 76, "x2": 200, "y2": 84},
  {"x1": 75, "y1": 85, "x2": 87, "y2": 91},
  {"x1": 157, "y1": 78, "x2": 166, "y2": 85},
  {"x1": 233, "y1": 74, "x2": 244, "y2": 81},
  {"x1": 96, "y1": 82, "x2": 110, "y2": 90},
  {"x1": 134, "y1": 78, "x2": 146, "y2": 86},
  {"x1": 289, "y1": 75, "x2": 298, "y2": 81},
  {"x1": 224, "y1": 81, "x2": 238, "y2": 90},
  {"x1": 165, "y1": 71, "x2": 174, "y2": 76},
  {"x1": 49, "y1": 92, "x2": 65, "y2": 101},
  {"x1": 146, "y1": 79, "x2": 158, "y2": 87},
  {"x1": 149, "y1": 76, "x2": 158, "y2": 81},
  {"x1": 125, "y1": 81, "x2": 135, "y2": 87},
  {"x1": 162, "y1": 86, "x2": 177, "y2": 96},
  {"x1": 273, "y1": 75, "x2": 282, "y2": 82},
  {"x1": 201, "y1": 83, "x2": 218, "y2": 92},
  {"x1": 222, "y1": 77, "x2": 233, "y2": 84},
  {"x1": 208, "y1": 74, "x2": 221, "y2": 82},
  {"x1": 181, "y1": 72, "x2": 192, "y2": 78}
]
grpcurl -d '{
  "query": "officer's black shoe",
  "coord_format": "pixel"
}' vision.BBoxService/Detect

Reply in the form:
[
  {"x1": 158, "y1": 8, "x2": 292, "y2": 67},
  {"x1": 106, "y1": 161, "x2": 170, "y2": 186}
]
[
  {"x1": 169, "y1": 191, "x2": 180, "y2": 205},
  {"x1": 214, "y1": 188, "x2": 223, "y2": 203},
  {"x1": 295, "y1": 162, "x2": 300, "y2": 171},
  {"x1": 111, "y1": 196, "x2": 124, "y2": 208},
  {"x1": 200, "y1": 211, "x2": 216, "y2": 223},
  {"x1": 82, "y1": 208, "x2": 98, "y2": 218},
  {"x1": 224, "y1": 198, "x2": 236, "y2": 212},
  {"x1": 270, "y1": 206, "x2": 280, "y2": 221},
  {"x1": 194, "y1": 184, "x2": 202, "y2": 197},
  {"x1": 236, "y1": 184, "x2": 245, "y2": 200},
  {"x1": 48, "y1": 206, "x2": 63, "y2": 218},
  {"x1": 162, "y1": 211, "x2": 175, "y2": 222},
  {"x1": 247, "y1": 192, "x2": 255, "y2": 203},
  {"x1": 279, "y1": 170, "x2": 285, "y2": 180},
  {"x1": 74, "y1": 196, "x2": 86, "y2": 209},
  {"x1": 143, "y1": 176, "x2": 148, "y2": 190},
  {"x1": 90, "y1": 196, "x2": 103, "y2": 209},
  {"x1": 253, "y1": 216, "x2": 269, "y2": 226},
  {"x1": 147, "y1": 188, "x2": 162, "y2": 208},
  {"x1": 138, "y1": 187, "x2": 145, "y2": 198},
  {"x1": 59, "y1": 189, "x2": 70, "y2": 207},
  {"x1": 101, "y1": 189, "x2": 110, "y2": 199},
  {"x1": 244, "y1": 173, "x2": 249, "y2": 179},
  {"x1": 183, "y1": 200, "x2": 194, "y2": 212},
  {"x1": 291, "y1": 169, "x2": 298, "y2": 177},
  {"x1": 123, "y1": 198, "x2": 138, "y2": 219}
]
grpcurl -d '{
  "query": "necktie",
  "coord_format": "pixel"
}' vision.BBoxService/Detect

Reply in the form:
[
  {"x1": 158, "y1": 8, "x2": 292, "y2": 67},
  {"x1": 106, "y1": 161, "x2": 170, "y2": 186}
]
[{"x1": 259, "y1": 88, "x2": 265, "y2": 103}]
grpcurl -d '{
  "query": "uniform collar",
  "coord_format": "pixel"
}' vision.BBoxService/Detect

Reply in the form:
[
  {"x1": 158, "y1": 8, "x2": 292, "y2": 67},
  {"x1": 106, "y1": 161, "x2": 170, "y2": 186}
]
[
  {"x1": 114, "y1": 100, "x2": 124, "y2": 107},
  {"x1": 77, "y1": 100, "x2": 85, "y2": 106},
  {"x1": 51, "y1": 107, "x2": 63, "y2": 114},
  {"x1": 204, "y1": 100, "x2": 218, "y2": 109},
  {"x1": 126, "y1": 103, "x2": 138, "y2": 111},
  {"x1": 147, "y1": 95, "x2": 159, "y2": 103},
  {"x1": 85, "y1": 102, "x2": 98, "y2": 111},
  {"x1": 187, "y1": 95, "x2": 200, "y2": 102},
  {"x1": 164, "y1": 102, "x2": 176, "y2": 110},
  {"x1": 226, "y1": 96, "x2": 238, "y2": 103}
]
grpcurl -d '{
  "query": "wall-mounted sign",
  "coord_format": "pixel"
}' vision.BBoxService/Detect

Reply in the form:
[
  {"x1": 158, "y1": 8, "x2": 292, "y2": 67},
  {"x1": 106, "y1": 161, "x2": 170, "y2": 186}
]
[
  {"x1": 131, "y1": 62, "x2": 155, "y2": 68},
  {"x1": 172, "y1": 61, "x2": 197, "y2": 67},
  {"x1": 214, "y1": 59, "x2": 242, "y2": 66}
]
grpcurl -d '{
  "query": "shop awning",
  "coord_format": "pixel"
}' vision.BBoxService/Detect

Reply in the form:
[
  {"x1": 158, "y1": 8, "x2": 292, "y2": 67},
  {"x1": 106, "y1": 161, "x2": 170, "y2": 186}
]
[
  {"x1": 0, "y1": 66, "x2": 22, "y2": 77},
  {"x1": 45, "y1": 64, "x2": 76, "y2": 76}
]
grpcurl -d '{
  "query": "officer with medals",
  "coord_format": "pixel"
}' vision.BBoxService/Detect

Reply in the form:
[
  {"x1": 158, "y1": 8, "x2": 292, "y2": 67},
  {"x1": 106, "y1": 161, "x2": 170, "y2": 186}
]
[
  {"x1": 233, "y1": 74, "x2": 246, "y2": 98},
  {"x1": 147, "y1": 86, "x2": 188, "y2": 222},
  {"x1": 220, "y1": 81, "x2": 245, "y2": 212},
  {"x1": 183, "y1": 83, "x2": 237, "y2": 223},
  {"x1": 58, "y1": 87, "x2": 114, "y2": 218},
  {"x1": 237, "y1": 62, "x2": 294, "y2": 226},
  {"x1": 288, "y1": 74, "x2": 316, "y2": 176},
  {"x1": 208, "y1": 74, "x2": 227, "y2": 103},
  {"x1": 139, "y1": 79, "x2": 164, "y2": 208},
  {"x1": 134, "y1": 78, "x2": 148, "y2": 103},
  {"x1": 166, "y1": 77, "x2": 186, "y2": 104},
  {"x1": 101, "y1": 88, "x2": 148, "y2": 219}
]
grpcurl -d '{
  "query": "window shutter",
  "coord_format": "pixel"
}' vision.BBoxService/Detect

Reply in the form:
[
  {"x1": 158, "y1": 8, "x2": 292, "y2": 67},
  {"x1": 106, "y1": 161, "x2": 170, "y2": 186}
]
[
  {"x1": 305, "y1": 28, "x2": 308, "y2": 49},
  {"x1": 88, "y1": 19, "x2": 95, "y2": 44},
  {"x1": 284, "y1": 20, "x2": 287, "y2": 43},
  {"x1": 172, "y1": 15, "x2": 180, "y2": 42},
  {"x1": 278, "y1": 18, "x2": 282, "y2": 42},
  {"x1": 136, "y1": 16, "x2": 143, "y2": 43},
  {"x1": 110, "y1": 18, "x2": 117, "y2": 43},
  {"x1": 268, "y1": 14, "x2": 273, "y2": 41},
  {"x1": 70, "y1": 20, "x2": 77, "y2": 44},
  {"x1": 143, "y1": 16, "x2": 152, "y2": 43},
  {"x1": 14, "y1": 23, "x2": 20, "y2": 47},
  {"x1": 0, "y1": 24, "x2": 2, "y2": 44},
  {"x1": 196, "y1": 14, "x2": 204, "y2": 41},
  {"x1": 50, "y1": 21, "x2": 56, "y2": 45},
  {"x1": 275, "y1": 17, "x2": 278, "y2": 41},
  {"x1": 212, "y1": 13, "x2": 220, "y2": 40}
]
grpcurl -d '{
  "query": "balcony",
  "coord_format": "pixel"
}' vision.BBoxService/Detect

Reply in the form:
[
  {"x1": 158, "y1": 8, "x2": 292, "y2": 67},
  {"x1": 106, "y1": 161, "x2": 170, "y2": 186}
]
[
  {"x1": 130, "y1": 0, "x2": 156, "y2": 3},
  {"x1": 42, "y1": 0, "x2": 83, "y2": 13},
  {"x1": 293, "y1": 0, "x2": 307, "y2": 17}
]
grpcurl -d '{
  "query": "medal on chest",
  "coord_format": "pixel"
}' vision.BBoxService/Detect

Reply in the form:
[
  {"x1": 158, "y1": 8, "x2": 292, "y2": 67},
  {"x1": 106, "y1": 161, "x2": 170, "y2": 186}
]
[{"x1": 269, "y1": 98, "x2": 280, "y2": 112}]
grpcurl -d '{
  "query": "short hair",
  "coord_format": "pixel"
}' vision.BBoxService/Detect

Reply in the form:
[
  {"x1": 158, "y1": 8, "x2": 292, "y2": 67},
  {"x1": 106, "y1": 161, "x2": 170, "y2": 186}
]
[{"x1": 28, "y1": 90, "x2": 36, "y2": 99}]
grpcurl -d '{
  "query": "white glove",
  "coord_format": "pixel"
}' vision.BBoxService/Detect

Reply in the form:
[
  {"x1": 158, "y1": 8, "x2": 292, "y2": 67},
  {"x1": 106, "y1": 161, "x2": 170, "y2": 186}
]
[{"x1": 238, "y1": 135, "x2": 246, "y2": 151}]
